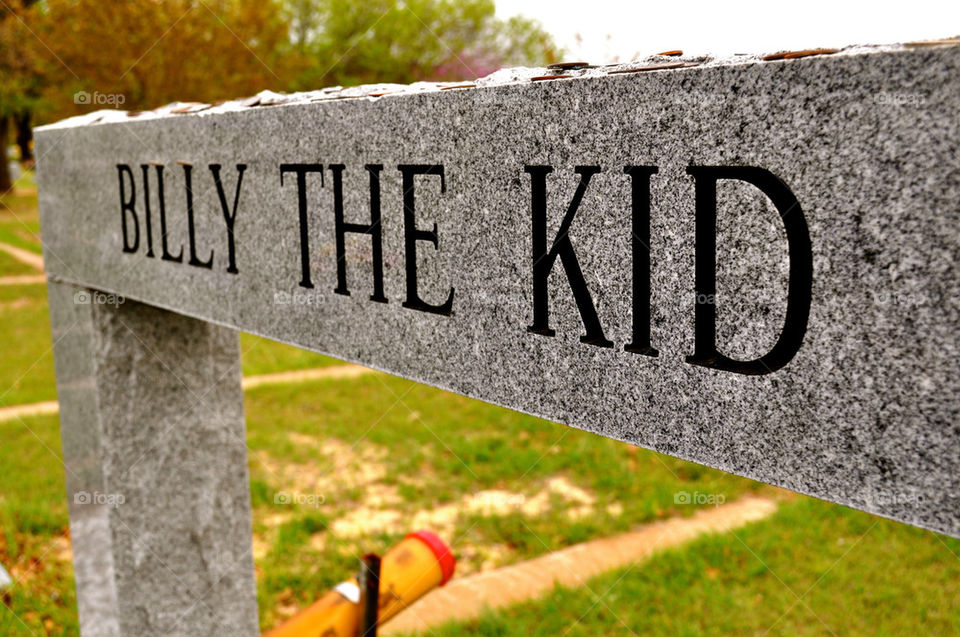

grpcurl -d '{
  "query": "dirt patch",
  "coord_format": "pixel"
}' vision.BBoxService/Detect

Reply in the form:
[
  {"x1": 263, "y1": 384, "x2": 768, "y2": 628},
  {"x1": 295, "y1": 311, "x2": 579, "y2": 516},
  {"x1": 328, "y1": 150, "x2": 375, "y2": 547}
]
[
  {"x1": 252, "y1": 535, "x2": 270, "y2": 560},
  {"x1": 256, "y1": 435, "x2": 388, "y2": 500},
  {"x1": 262, "y1": 512, "x2": 295, "y2": 528},
  {"x1": 332, "y1": 508, "x2": 404, "y2": 537},
  {"x1": 241, "y1": 365, "x2": 372, "y2": 389},
  {"x1": 455, "y1": 543, "x2": 516, "y2": 576},
  {"x1": 325, "y1": 474, "x2": 608, "y2": 572},
  {"x1": 365, "y1": 483, "x2": 402, "y2": 508},
  {"x1": 12, "y1": 228, "x2": 40, "y2": 245},
  {"x1": 250, "y1": 512, "x2": 294, "y2": 562},
  {"x1": 514, "y1": 476, "x2": 598, "y2": 520},
  {"x1": 51, "y1": 535, "x2": 72, "y2": 563},
  {"x1": 308, "y1": 533, "x2": 327, "y2": 553},
  {"x1": 0, "y1": 242, "x2": 43, "y2": 270},
  {"x1": 0, "y1": 401, "x2": 60, "y2": 423},
  {"x1": 0, "y1": 274, "x2": 45, "y2": 286},
  {"x1": 273, "y1": 588, "x2": 301, "y2": 620},
  {"x1": 256, "y1": 438, "x2": 614, "y2": 576},
  {"x1": 0, "y1": 297, "x2": 40, "y2": 311}
]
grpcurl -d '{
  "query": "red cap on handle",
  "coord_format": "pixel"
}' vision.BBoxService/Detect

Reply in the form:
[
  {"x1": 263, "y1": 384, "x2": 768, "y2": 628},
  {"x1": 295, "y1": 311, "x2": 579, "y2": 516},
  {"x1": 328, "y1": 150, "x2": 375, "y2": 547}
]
[{"x1": 406, "y1": 530, "x2": 456, "y2": 586}]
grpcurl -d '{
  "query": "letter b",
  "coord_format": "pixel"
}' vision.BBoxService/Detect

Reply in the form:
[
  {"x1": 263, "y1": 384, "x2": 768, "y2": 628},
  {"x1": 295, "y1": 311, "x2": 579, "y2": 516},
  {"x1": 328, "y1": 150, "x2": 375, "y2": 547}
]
[{"x1": 117, "y1": 164, "x2": 139, "y2": 253}]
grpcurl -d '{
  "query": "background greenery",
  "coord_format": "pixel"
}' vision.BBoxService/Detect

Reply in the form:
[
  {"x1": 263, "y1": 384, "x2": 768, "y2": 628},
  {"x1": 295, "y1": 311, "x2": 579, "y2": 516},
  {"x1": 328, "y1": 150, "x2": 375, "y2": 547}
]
[{"x1": 0, "y1": 0, "x2": 560, "y2": 192}]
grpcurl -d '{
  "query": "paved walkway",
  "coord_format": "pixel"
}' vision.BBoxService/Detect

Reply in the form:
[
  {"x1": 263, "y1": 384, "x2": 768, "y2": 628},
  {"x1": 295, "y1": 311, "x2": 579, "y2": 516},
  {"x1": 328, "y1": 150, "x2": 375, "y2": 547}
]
[
  {"x1": 0, "y1": 242, "x2": 44, "y2": 271},
  {"x1": 0, "y1": 400, "x2": 60, "y2": 422},
  {"x1": 241, "y1": 365, "x2": 372, "y2": 389},
  {"x1": 0, "y1": 364, "x2": 375, "y2": 422},
  {"x1": 0, "y1": 274, "x2": 45, "y2": 286},
  {"x1": 382, "y1": 496, "x2": 778, "y2": 634}
]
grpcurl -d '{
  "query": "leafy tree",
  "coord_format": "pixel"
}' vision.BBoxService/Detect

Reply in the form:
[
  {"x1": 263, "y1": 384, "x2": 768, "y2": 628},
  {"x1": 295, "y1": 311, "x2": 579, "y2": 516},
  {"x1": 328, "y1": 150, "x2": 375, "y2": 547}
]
[
  {"x1": 288, "y1": 0, "x2": 559, "y2": 89},
  {"x1": 32, "y1": 0, "x2": 297, "y2": 119},
  {"x1": 0, "y1": 0, "x2": 44, "y2": 192},
  {"x1": 0, "y1": 0, "x2": 558, "y2": 193},
  {"x1": 27, "y1": 0, "x2": 556, "y2": 121}
]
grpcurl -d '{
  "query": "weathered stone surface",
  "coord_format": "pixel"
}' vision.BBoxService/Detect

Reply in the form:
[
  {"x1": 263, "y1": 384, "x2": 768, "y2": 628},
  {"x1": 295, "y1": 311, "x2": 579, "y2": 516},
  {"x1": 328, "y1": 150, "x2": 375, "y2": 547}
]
[
  {"x1": 38, "y1": 44, "x2": 960, "y2": 537},
  {"x1": 47, "y1": 281, "x2": 258, "y2": 636}
]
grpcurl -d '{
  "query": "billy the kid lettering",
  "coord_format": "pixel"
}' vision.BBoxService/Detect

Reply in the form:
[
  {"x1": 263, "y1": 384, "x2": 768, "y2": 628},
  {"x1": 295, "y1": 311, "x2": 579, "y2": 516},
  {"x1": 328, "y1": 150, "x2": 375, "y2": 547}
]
[{"x1": 115, "y1": 161, "x2": 812, "y2": 375}]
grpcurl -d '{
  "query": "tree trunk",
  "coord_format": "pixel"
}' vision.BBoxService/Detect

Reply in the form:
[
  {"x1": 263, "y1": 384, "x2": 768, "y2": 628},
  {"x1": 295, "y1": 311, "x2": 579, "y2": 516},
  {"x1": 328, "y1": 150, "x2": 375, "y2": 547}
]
[
  {"x1": 14, "y1": 110, "x2": 32, "y2": 165},
  {"x1": 0, "y1": 116, "x2": 12, "y2": 194}
]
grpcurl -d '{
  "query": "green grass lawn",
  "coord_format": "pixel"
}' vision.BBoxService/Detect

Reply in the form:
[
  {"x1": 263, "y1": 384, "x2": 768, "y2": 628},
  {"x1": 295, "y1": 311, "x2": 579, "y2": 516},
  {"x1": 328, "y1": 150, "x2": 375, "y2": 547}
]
[
  {"x1": 0, "y1": 250, "x2": 36, "y2": 277},
  {"x1": 0, "y1": 221, "x2": 43, "y2": 256},
  {"x1": 416, "y1": 498, "x2": 960, "y2": 636},
  {"x1": 0, "y1": 281, "x2": 339, "y2": 408},
  {"x1": 3, "y1": 382, "x2": 959, "y2": 636},
  {"x1": 1, "y1": 171, "x2": 46, "y2": 257},
  {"x1": 0, "y1": 282, "x2": 339, "y2": 406},
  {"x1": 0, "y1": 194, "x2": 38, "y2": 225},
  {"x1": 0, "y1": 414, "x2": 76, "y2": 637},
  {"x1": 245, "y1": 374, "x2": 768, "y2": 629},
  {"x1": 0, "y1": 285, "x2": 339, "y2": 405},
  {"x1": 240, "y1": 333, "x2": 341, "y2": 376},
  {"x1": 0, "y1": 175, "x2": 41, "y2": 249},
  {"x1": 0, "y1": 284, "x2": 56, "y2": 406}
]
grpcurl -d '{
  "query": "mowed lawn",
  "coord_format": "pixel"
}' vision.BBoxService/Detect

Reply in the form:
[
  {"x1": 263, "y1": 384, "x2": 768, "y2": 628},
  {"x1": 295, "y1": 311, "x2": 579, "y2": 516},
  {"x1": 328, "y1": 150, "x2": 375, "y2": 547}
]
[
  {"x1": 1, "y1": 182, "x2": 959, "y2": 635},
  {"x1": 4, "y1": 382, "x2": 960, "y2": 635},
  {"x1": 417, "y1": 498, "x2": 960, "y2": 636},
  {"x1": 0, "y1": 277, "x2": 338, "y2": 407}
]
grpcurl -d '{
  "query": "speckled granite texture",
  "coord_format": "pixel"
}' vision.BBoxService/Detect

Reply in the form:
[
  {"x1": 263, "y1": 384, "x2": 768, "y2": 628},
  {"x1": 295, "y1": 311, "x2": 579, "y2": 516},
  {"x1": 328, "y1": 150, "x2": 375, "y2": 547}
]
[{"x1": 38, "y1": 43, "x2": 960, "y2": 538}]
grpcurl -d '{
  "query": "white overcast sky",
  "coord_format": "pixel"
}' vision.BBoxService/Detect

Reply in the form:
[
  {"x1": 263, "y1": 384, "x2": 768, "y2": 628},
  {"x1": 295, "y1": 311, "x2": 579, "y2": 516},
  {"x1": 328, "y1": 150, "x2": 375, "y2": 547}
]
[{"x1": 495, "y1": 0, "x2": 960, "y2": 63}]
